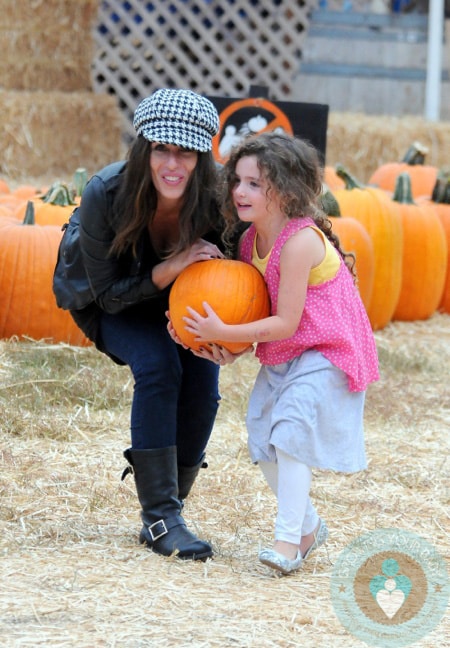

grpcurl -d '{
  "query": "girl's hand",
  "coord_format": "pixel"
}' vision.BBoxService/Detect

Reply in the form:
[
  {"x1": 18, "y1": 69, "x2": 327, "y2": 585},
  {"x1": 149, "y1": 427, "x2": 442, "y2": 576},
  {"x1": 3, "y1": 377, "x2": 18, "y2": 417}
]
[{"x1": 183, "y1": 302, "x2": 225, "y2": 344}]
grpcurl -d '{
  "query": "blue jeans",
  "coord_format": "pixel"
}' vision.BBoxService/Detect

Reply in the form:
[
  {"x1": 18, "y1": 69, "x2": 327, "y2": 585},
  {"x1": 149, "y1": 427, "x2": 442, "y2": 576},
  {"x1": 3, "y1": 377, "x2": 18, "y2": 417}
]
[{"x1": 100, "y1": 308, "x2": 221, "y2": 466}]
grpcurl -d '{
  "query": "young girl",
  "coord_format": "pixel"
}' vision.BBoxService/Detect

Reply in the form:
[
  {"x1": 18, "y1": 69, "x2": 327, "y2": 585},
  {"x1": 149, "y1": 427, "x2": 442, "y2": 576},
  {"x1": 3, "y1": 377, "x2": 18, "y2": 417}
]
[{"x1": 183, "y1": 132, "x2": 379, "y2": 575}]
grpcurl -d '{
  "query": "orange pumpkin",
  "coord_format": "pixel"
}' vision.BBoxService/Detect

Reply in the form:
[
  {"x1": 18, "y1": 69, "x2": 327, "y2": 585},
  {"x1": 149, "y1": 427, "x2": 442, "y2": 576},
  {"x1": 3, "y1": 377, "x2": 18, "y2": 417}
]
[
  {"x1": 320, "y1": 190, "x2": 375, "y2": 312},
  {"x1": 0, "y1": 192, "x2": 25, "y2": 214},
  {"x1": 0, "y1": 178, "x2": 10, "y2": 193},
  {"x1": 0, "y1": 204, "x2": 12, "y2": 218},
  {"x1": 332, "y1": 166, "x2": 403, "y2": 330},
  {"x1": 392, "y1": 173, "x2": 447, "y2": 321},
  {"x1": 417, "y1": 172, "x2": 450, "y2": 314},
  {"x1": 0, "y1": 208, "x2": 90, "y2": 346},
  {"x1": 323, "y1": 166, "x2": 345, "y2": 191},
  {"x1": 169, "y1": 259, "x2": 270, "y2": 353},
  {"x1": 369, "y1": 141, "x2": 438, "y2": 199},
  {"x1": 12, "y1": 184, "x2": 42, "y2": 201}
]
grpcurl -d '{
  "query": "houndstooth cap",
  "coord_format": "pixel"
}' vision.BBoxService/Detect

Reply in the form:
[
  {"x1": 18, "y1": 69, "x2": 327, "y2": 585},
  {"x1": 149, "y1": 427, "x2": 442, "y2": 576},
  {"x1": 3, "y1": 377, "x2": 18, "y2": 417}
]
[{"x1": 133, "y1": 88, "x2": 220, "y2": 152}]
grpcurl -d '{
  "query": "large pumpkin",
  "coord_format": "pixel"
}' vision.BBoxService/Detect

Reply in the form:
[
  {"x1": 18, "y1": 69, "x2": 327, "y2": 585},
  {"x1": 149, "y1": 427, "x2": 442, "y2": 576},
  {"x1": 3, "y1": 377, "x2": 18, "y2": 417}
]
[
  {"x1": 332, "y1": 166, "x2": 403, "y2": 330},
  {"x1": 432, "y1": 173, "x2": 450, "y2": 314},
  {"x1": 0, "y1": 210, "x2": 90, "y2": 346},
  {"x1": 169, "y1": 259, "x2": 270, "y2": 353},
  {"x1": 417, "y1": 172, "x2": 450, "y2": 315},
  {"x1": 320, "y1": 190, "x2": 375, "y2": 312},
  {"x1": 392, "y1": 173, "x2": 447, "y2": 321},
  {"x1": 369, "y1": 141, "x2": 438, "y2": 199}
]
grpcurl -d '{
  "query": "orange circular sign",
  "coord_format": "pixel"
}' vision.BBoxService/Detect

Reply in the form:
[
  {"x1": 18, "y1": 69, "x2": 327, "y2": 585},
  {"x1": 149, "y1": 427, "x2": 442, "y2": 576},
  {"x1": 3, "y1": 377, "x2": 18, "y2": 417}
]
[{"x1": 212, "y1": 97, "x2": 293, "y2": 165}]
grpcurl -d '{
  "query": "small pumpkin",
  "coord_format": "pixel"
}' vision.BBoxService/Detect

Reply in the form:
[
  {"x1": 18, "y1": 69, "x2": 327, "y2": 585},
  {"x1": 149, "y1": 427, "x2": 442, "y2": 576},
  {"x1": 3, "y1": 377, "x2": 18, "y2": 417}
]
[
  {"x1": 369, "y1": 141, "x2": 438, "y2": 199},
  {"x1": 320, "y1": 190, "x2": 375, "y2": 312},
  {"x1": 392, "y1": 173, "x2": 447, "y2": 321},
  {"x1": 332, "y1": 165, "x2": 403, "y2": 330},
  {"x1": 0, "y1": 204, "x2": 90, "y2": 346},
  {"x1": 169, "y1": 259, "x2": 270, "y2": 353}
]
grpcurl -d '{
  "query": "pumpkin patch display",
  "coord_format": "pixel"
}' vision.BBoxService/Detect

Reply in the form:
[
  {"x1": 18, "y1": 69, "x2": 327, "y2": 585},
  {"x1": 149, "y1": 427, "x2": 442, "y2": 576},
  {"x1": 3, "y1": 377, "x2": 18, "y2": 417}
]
[
  {"x1": 392, "y1": 173, "x2": 447, "y2": 321},
  {"x1": 169, "y1": 259, "x2": 270, "y2": 353}
]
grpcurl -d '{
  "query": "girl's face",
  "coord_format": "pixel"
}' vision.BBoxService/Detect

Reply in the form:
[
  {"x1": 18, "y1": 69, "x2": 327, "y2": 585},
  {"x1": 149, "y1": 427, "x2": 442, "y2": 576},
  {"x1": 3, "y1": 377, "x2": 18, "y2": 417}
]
[
  {"x1": 150, "y1": 143, "x2": 198, "y2": 202},
  {"x1": 231, "y1": 155, "x2": 273, "y2": 223}
]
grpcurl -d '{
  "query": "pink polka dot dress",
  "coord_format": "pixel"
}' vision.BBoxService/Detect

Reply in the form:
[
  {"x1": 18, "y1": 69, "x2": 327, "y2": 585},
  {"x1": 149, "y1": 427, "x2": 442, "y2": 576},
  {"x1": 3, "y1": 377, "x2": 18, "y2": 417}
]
[{"x1": 240, "y1": 218, "x2": 379, "y2": 473}]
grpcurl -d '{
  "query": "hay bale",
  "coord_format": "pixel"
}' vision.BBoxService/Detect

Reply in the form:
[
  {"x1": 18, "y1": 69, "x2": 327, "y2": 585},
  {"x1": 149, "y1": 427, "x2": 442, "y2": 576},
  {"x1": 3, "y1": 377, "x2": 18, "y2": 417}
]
[
  {"x1": 326, "y1": 112, "x2": 450, "y2": 183},
  {"x1": 0, "y1": 57, "x2": 94, "y2": 94},
  {"x1": 0, "y1": 90, "x2": 123, "y2": 181},
  {"x1": 0, "y1": 0, "x2": 98, "y2": 91}
]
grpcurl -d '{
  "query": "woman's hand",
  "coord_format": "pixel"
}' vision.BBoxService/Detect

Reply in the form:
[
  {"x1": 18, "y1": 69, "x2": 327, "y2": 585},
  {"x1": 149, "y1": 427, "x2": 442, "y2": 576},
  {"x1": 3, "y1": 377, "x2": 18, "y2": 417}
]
[
  {"x1": 192, "y1": 343, "x2": 254, "y2": 365},
  {"x1": 152, "y1": 239, "x2": 225, "y2": 290},
  {"x1": 182, "y1": 238, "x2": 225, "y2": 265},
  {"x1": 166, "y1": 311, "x2": 189, "y2": 349}
]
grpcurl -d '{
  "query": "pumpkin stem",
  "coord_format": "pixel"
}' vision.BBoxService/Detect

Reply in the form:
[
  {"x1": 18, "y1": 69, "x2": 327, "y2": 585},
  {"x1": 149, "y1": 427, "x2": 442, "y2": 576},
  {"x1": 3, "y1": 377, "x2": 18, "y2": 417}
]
[
  {"x1": 319, "y1": 190, "x2": 341, "y2": 217},
  {"x1": 23, "y1": 200, "x2": 36, "y2": 225},
  {"x1": 392, "y1": 172, "x2": 416, "y2": 205},
  {"x1": 401, "y1": 141, "x2": 428, "y2": 165},
  {"x1": 73, "y1": 167, "x2": 88, "y2": 197},
  {"x1": 431, "y1": 169, "x2": 450, "y2": 204},
  {"x1": 40, "y1": 182, "x2": 77, "y2": 206},
  {"x1": 335, "y1": 164, "x2": 365, "y2": 190}
]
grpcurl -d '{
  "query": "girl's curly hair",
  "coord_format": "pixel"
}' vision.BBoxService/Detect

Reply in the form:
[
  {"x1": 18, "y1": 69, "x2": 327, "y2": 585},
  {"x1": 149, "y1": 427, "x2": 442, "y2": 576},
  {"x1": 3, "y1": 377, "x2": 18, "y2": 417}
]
[{"x1": 219, "y1": 131, "x2": 356, "y2": 279}]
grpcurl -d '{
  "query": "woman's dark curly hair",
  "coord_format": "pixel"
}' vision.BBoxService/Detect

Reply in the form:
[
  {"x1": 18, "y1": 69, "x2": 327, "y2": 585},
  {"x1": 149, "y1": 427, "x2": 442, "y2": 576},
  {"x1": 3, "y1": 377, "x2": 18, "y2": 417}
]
[
  {"x1": 110, "y1": 136, "x2": 220, "y2": 258},
  {"x1": 219, "y1": 131, "x2": 356, "y2": 278}
]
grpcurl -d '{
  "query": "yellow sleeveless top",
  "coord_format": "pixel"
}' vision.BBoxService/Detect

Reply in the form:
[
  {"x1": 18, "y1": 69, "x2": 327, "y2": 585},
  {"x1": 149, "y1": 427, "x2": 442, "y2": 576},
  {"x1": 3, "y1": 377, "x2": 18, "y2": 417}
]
[{"x1": 252, "y1": 225, "x2": 340, "y2": 285}]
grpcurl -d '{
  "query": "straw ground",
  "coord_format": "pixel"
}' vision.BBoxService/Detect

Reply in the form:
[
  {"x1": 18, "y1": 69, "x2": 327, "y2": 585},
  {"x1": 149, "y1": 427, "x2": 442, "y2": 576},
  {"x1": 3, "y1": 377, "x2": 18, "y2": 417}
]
[{"x1": 1, "y1": 314, "x2": 449, "y2": 647}]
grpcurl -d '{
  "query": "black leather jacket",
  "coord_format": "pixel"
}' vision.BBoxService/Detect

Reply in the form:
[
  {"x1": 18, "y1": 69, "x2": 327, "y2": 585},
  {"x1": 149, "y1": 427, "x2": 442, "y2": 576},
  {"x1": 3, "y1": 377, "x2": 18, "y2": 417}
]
[{"x1": 70, "y1": 161, "x2": 224, "y2": 356}]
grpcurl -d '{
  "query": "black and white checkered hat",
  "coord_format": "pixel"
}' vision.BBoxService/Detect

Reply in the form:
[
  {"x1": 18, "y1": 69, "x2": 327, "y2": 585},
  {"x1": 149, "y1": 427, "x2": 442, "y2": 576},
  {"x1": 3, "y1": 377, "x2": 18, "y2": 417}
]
[{"x1": 133, "y1": 89, "x2": 220, "y2": 152}]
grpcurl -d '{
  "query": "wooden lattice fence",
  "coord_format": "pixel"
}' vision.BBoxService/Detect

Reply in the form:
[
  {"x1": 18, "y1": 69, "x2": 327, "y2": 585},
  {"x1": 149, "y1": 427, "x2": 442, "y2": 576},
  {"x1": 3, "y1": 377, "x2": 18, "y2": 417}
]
[{"x1": 92, "y1": 0, "x2": 317, "y2": 141}]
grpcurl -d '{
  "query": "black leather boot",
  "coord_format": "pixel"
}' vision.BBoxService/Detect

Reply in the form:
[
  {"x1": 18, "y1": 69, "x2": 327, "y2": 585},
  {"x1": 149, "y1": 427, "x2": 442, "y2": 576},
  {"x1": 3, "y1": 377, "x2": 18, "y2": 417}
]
[
  {"x1": 178, "y1": 454, "x2": 208, "y2": 501},
  {"x1": 122, "y1": 446, "x2": 212, "y2": 561}
]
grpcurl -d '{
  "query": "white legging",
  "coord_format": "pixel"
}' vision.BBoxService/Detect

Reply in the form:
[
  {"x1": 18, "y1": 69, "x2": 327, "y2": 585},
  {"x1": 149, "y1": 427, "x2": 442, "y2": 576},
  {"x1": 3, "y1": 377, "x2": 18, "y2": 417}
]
[{"x1": 258, "y1": 448, "x2": 319, "y2": 544}]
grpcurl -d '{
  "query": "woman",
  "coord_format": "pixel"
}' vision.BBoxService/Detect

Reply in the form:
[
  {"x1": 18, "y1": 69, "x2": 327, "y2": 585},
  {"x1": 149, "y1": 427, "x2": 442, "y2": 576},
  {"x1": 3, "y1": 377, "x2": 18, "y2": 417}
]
[{"x1": 55, "y1": 88, "x2": 230, "y2": 561}]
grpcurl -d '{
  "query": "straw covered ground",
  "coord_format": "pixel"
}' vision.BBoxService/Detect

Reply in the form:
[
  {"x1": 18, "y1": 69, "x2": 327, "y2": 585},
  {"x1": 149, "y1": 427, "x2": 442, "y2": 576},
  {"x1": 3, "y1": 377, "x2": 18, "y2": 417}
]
[{"x1": 0, "y1": 314, "x2": 449, "y2": 647}]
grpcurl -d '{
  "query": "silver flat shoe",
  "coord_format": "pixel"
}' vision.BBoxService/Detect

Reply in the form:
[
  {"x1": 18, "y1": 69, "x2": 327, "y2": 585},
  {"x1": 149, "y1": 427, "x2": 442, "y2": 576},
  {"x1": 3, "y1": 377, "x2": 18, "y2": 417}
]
[
  {"x1": 259, "y1": 548, "x2": 302, "y2": 575},
  {"x1": 302, "y1": 518, "x2": 329, "y2": 560}
]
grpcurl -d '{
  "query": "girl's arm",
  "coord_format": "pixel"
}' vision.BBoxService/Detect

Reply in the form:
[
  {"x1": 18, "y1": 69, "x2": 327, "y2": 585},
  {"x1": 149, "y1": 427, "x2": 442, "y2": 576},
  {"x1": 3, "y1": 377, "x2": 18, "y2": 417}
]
[{"x1": 184, "y1": 227, "x2": 325, "y2": 345}]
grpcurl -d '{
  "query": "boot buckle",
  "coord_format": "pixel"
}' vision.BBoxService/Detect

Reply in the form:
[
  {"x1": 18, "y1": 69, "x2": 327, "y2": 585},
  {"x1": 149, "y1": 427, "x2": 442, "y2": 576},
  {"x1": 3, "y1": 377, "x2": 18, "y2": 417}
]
[{"x1": 148, "y1": 519, "x2": 168, "y2": 542}]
